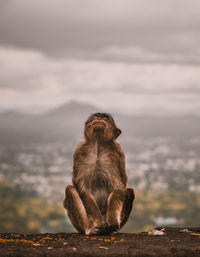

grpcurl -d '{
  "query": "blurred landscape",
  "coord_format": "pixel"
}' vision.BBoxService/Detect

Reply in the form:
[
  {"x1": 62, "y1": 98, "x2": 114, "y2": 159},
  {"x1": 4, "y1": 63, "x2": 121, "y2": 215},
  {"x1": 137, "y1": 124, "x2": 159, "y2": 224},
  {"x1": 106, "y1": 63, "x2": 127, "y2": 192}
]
[{"x1": 0, "y1": 101, "x2": 200, "y2": 233}]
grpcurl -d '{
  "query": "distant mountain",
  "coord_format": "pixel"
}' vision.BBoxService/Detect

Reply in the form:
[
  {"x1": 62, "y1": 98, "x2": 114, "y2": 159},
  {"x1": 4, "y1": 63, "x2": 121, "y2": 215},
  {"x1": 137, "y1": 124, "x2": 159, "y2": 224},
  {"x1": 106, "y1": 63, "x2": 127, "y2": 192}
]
[
  {"x1": 46, "y1": 101, "x2": 99, "y2": 118},
  {"x1": 0, "y1": 101, "x2": 200, "y2": 143},
  {"x1": 0, "y1": 101, "x2": 101, "y2": 142},
  {"x1": 39, "y1": 101, "x2": 101, "y2": 139},
  {"x1": 0, "y1": 110, "x2": 34, "y2": 129},
  {"x1": 0, "y1": 101, "x2": 100, "y2": 126}
]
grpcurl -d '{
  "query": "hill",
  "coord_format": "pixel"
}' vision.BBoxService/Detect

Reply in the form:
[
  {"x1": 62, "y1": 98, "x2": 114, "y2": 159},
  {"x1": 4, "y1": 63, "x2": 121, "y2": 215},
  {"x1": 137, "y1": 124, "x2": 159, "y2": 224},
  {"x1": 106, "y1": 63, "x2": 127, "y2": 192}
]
[{"x1": 0, "y1": 101, "x2": 200, "y2": 142}]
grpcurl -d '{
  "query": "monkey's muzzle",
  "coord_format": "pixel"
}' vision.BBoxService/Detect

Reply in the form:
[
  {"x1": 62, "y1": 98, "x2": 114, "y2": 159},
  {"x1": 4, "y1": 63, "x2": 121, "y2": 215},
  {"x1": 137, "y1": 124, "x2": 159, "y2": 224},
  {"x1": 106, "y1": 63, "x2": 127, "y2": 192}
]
[{"x1": 92, "y1": 121, "x2": 107, "y2": 127}]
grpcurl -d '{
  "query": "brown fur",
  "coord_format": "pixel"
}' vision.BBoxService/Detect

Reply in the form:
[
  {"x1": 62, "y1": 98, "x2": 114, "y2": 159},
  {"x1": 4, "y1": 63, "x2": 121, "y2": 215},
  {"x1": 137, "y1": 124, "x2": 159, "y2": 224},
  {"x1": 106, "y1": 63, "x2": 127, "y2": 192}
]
[{"x1": 64, "y1": 113, "x2": 134, "y2": 234}]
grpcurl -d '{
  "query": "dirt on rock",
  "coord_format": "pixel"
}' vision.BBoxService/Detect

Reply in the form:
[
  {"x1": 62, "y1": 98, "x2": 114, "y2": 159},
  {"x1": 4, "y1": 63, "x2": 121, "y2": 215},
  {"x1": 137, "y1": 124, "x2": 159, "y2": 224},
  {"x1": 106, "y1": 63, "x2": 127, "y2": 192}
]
[{"x1": 0, "y1": 227, "x2": 200, "y2": 257}]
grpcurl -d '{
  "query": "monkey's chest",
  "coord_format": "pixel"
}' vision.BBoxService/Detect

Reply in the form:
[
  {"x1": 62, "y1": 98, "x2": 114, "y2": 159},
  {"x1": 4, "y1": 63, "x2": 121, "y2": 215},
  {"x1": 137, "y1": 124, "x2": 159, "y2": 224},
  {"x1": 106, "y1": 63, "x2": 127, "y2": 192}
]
[
  {"x1": 78, "y1": 149, "x2": 121, "y2": 190},
  {"x1": 84, "y1": 149, "x2": 118, "y2": 171},
  {"x1": 79, "y1": 151, "x2": 113, "y2": 181},
  {"x1": 91, "y1": 157, "x2": 119, "y2": 191}
]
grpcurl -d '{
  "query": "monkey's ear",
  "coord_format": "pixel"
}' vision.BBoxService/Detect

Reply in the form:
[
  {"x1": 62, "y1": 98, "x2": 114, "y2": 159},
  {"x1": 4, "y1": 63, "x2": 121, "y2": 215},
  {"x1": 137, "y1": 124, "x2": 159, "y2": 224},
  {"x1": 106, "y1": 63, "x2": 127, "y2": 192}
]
[{"x1": 114, "y1": 128, "x2": 121, "y2": 138}]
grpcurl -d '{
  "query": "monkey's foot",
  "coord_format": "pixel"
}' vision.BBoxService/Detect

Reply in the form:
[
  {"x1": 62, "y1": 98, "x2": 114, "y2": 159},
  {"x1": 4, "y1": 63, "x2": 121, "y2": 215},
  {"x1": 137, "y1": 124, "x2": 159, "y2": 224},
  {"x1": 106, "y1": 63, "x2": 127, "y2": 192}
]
[
  {"x1": 88, "y1": 222, "x2": 120, "y2": 235},
  {"x1": 85, "y1": 226, "x2": 101, "y2": 235},
  {"x1": 95, "y1": 222, "x2": 109, "y2": 235},
  {"x1": 85, "y1": 222, "x2": 108, "y2": 235},
  {"x1": 107, "y1": 223, "x2": 120, "y2": 233}
]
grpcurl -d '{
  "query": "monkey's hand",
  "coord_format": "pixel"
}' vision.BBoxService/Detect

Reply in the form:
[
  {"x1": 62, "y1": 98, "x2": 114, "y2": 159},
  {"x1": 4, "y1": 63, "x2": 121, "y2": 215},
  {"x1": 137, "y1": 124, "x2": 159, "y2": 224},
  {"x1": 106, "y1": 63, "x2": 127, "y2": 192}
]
[{"x1": 107, "y1": 215, "x2": 120, "y2": 233}]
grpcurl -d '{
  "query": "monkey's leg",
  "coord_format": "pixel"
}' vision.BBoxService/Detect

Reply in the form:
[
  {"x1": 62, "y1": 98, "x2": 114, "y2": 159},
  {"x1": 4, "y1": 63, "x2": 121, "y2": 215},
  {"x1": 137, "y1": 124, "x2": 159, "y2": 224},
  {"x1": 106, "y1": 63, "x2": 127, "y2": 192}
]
[
  {"x1": 64, "y1": 186, "x2": 106, "y2": 235},
  {"x1": 120, "y1": 188, "x2": 135, "y2": 229},
  {"x1": 63, "y1": 185, "x2": 90, "y2": 234},
  {"x1": 106, "y1": 188, "x2": 134, "y2": 233},
  {"x1": 80, "y1": 191, "x2": 107, "y2": 234}
]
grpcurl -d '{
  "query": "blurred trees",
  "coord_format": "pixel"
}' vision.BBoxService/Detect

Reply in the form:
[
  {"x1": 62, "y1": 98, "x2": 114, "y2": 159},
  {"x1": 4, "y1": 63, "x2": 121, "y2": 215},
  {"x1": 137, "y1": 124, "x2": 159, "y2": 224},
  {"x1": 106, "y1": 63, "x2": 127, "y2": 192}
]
[
  {"x1": 122, "y1": 189, "x2": 200, "y2": 232},
  {"x1": 0, "y1": 180, "x2": 72, "y2": 233},
  {"x1": 0, "y1": 180, "x2": 200, "y2": 233}
]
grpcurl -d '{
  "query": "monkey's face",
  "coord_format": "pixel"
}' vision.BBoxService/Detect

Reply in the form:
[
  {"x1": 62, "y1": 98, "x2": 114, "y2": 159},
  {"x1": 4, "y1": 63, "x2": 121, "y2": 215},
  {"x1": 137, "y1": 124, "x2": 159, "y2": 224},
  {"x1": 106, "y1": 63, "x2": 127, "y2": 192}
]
[{"x1": 84, "y1": 113, "x2": 121, "y2": 142}]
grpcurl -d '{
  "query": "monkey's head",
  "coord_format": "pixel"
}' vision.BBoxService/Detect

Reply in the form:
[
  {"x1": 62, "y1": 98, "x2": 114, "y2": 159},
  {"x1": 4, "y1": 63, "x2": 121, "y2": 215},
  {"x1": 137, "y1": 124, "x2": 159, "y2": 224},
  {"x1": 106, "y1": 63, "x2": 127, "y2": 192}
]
[{"x1": 84, "y1": 113, "x2": 121, "y2": 142}]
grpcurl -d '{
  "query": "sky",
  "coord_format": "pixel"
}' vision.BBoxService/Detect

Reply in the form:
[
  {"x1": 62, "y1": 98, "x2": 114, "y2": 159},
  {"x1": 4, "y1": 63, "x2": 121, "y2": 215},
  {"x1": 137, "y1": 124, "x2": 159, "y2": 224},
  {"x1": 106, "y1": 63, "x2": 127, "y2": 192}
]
[{"x1": 0, "y1": 0, "x2": 200, "y2": 115}]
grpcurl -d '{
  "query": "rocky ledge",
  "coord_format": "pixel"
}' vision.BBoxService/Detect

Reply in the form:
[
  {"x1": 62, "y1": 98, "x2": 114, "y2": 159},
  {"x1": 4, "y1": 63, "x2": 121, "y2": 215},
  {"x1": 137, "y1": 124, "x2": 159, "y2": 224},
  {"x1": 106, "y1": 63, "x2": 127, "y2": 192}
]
[{"x1": 0, "y1": 227, "x2": 200, "y2": 257}]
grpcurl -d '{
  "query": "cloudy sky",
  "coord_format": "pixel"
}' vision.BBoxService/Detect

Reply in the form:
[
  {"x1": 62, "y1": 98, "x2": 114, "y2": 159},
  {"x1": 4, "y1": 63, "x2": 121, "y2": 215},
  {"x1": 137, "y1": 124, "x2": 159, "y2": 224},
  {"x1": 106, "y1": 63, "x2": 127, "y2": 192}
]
[{"x1": 0, "y1": 0, "x2": 200, "y2": 115}]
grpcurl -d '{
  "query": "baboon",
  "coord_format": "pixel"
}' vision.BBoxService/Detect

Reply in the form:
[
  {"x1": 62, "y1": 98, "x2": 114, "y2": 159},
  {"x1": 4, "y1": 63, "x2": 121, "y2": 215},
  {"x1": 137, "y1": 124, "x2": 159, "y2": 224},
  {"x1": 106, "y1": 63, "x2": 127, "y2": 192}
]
[{"x1": 64, "y1": 113, "x2": 134, "y2": 235}]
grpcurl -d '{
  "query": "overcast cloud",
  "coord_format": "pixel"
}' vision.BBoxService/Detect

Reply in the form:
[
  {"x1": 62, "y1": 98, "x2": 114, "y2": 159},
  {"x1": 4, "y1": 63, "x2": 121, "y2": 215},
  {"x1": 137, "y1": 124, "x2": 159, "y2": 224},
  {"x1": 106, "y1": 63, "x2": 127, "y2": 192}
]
[{"x1": 0, "y1": 0, "x2": 200, "y2": 114}]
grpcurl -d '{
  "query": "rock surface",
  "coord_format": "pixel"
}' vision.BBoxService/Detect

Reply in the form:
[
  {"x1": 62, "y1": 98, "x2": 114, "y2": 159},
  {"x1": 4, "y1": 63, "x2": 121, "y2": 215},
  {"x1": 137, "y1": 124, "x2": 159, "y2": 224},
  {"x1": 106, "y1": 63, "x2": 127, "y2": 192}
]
[{"x1": 0, "y1": 227, "x2": 200, "y2": 257}]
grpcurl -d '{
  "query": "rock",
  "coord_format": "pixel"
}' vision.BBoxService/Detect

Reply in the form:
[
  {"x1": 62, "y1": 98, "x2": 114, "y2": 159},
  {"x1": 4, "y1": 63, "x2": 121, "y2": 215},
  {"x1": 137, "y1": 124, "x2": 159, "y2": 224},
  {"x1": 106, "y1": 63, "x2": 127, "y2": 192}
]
[
  {"x1": 0, "y1": 228, "x2": 200, "y2": 257},
  {"x1": 148, "y1": 228, "x2": 166, "y2": 235}
]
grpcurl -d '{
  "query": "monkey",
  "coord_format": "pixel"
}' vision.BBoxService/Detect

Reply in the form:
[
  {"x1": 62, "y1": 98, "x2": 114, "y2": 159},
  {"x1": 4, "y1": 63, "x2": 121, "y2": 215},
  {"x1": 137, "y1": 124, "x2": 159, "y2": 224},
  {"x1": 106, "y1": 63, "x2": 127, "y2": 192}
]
[{"x1": 63, "y1": 113, "x2": 134, "y2": 235}]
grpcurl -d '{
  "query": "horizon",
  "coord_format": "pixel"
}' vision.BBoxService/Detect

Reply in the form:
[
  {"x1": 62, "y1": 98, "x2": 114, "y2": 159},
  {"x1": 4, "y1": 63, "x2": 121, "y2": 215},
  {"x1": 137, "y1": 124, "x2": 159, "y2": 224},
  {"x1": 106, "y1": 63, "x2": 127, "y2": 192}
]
[{"x1": 1, "y1": 99, "x2": 200, "y2": 117}]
